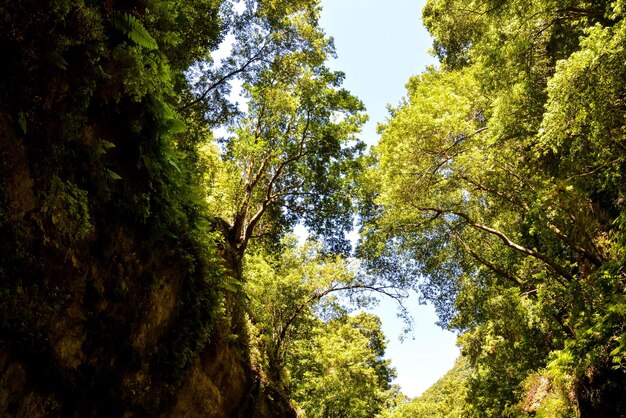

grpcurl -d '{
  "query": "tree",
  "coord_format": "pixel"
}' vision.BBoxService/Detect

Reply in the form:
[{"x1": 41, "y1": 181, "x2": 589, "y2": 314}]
[
  {"x1": 223, "y1": 64, "x2": 366, "y2": 256},
  {"x1": 380, "y1": 356, "x2": 470, "y2": 418},
  {"x1": 244, "y1": 236, "x2": 403, "y2": 386},
  {"x1": 243, "y1": 236, "x2": 400, "y2": 417},
  {"x1": 288, "y1": 312, "x2": 395, "y2": 418},
  {"x1": 184, "y1": 1, "x2": 372, "y2": 413},
  {"x1": 192, "y1": 0, "x2": 366, "y2": 272},
  {"x1": 360, "y1": 0, "x2": 626, "y2": 414}
]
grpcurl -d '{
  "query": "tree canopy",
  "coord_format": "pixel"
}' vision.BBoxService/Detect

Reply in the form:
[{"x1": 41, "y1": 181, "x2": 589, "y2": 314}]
[
  {"x1": 243, "y1": 237, "x2": 396, "y2": 416},
  {"x1": 360, "y1": 0, "x2": 626, "y2": 415},
  {"x1": 3, "y1": 0, "x2": 626, "y2": 415}
]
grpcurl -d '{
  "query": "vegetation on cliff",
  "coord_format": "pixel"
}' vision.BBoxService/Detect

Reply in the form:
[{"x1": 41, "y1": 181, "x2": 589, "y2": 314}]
[{"x1": 0, "y1": 0, "x2": 383, "y2": 415}]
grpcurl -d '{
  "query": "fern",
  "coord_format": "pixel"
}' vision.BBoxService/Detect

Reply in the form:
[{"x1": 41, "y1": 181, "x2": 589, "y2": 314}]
[
  {"x1": 219, "y1": 275, "x2": 242, "y2": 293},
  {"x1": 18, "y1": 111, "x2": 27, "y2": 134},
  {"x1": 105, "y1": 168, "x2": 122, "y2": 181},
  {"x1": 109, "y1": 11, "x2": 158, "y2": 50}
]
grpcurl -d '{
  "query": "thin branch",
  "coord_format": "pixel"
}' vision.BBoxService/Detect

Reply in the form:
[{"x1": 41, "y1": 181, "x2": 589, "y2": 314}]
[
  {"x1": 460, "y1": 175, "x2": 529, "y2": 211},
  {"x1": 459, "y1": 172, "x2": 605, "y2": 267},
  {"x1": 554, "y1": 6, "x2": 605, "y2": 18},
  {"x1": 546, "y1": 222, "x2": 603, "y2": 266},
  {"x1": 446, "y1": 221, "x2": 527, "y2": 288},
  {"x1": 253, "y1": 101, "x2": 267, "y2": 140},
  {"x1": 179, "y1": 37, "x2": 272, "y2": 112},
  {"x1": 269, "y1": 281, "x2": 407, "y2": 374},
  {"x1": 420, "y1": 207, "x2": 575, "y2": 283},
  {"x1": 566, "y1": 157, "x2": 625, "y2": 182},
  {"x1": 443, "y1": 220, "x2": 575, "y2": 336}
]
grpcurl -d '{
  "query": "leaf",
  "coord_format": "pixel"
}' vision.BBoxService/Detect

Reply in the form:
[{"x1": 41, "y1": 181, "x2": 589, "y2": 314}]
[
  {"x1": 106, "y1": 169, "x2": 122, "y2": 181},
  {"x1": 109, "y1": 11, "x2": 158, "y2": 50},
  {"x1": 167, "y1": 158, "x2": 182, "y2": 173},
  {"x1": 18, "y1": 112, "x2": 27, "y2": 134},
  {"x1": 97, "y1": 139, "x2": 116, "y2": 155},
  {"x1": 219, "y1": 276, "x2": 242, "y2": 293}
]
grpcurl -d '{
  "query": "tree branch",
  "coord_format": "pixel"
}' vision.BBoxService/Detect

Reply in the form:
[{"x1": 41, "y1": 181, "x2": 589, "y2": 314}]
[
  {"x1": 445, "y1": 222, "x2": 527, "y2": 288},
  {"x1": 420, "y1": 207, "x2": 575, "y2": 283},
  {"x1": 460, "y1": 175, "x2": 529, "y2": 212},
  {"x1": 237, "y1": 113, "x2": 313, "y2": 251},
  {"x1": 269, "y1": 281, "x2": 407, "y2": 373},
  {"x1": 566, "y1": 157, "x2": 625, "y2": 182},
  {"x1": 179, "y1": 37, "x2": 272, "y2": 112}
]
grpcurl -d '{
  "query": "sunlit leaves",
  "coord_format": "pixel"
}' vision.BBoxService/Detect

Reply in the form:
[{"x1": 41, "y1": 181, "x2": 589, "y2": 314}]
[
  {"x1": 290, "y1": 313, "x2": 395, "y2": 418},
  {"x1": 243, "y1": 237, "x2": 395, "y2": 416},
  {"x1": 361, "y1": 0, "x2": 626, "y2": 414},
  {"x1": 538, "y1": 19, "x2": 626, "y2": 189}
]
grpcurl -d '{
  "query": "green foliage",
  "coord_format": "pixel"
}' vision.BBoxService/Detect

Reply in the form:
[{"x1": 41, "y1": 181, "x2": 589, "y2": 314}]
[
  {"x1": 243, "y1": 237, "x2": 396, "y2": 417},
  {"x1": 289, "y1": 313, "x2": 395, "y2": 418},
  {"x1": 41, "y1": 176, "x2": 93, "y2": 244},
  {"x1": 360, "y1": 0, "x2": 626, "y2": 415},
  {"x1": 187, "y1": 0, "x2": 367, "y2": 255},
  {"x1": 517, "y1": 369, "x2": 577, "y2": 418},
  {"x1": 245, "y1": 237, "x2": 365, "y2": 377},
  {"x1": 381, "y1": 357, "x2": 470, "y2": 418},
  {"x1": 0, "y1": 0, "x2": 382, "y2": 415},
  {"x1": 109, "y1": 11, "x2": 158, "y2": 50},
  {"x1": 0, "y1": 0, "x2": 232, "y2": 414}
]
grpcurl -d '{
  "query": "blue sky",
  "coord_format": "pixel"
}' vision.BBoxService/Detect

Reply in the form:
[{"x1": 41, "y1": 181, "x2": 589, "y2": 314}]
[{"x1": 319, "y1": 0, "x2": 460, "y2": 398}]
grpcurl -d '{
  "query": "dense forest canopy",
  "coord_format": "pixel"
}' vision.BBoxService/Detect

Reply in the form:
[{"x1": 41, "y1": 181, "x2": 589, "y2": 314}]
[
  {"x1": 362, "y1": 0, "x2": 626, "y2": 416},
  {"x1": 1, "y1": 0, "x2": 626, "y2": 416}
]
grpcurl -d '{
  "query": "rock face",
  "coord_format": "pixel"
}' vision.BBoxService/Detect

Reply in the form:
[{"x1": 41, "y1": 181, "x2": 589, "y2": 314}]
[
  {"x1": 0, "y1": 124, "x2": 275, "y2": 416},
  {"x1": 0, "y1": 1, "x2": 294, "y2": 416}
]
